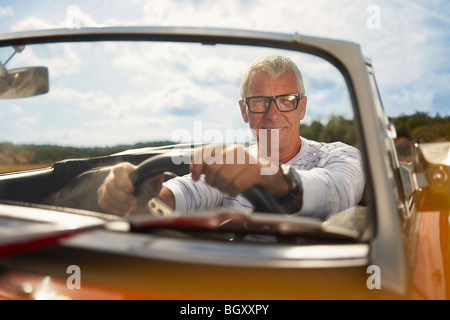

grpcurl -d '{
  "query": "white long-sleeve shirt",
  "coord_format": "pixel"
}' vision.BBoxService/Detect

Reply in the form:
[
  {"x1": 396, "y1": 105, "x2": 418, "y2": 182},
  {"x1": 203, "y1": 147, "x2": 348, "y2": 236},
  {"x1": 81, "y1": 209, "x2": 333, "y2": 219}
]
[{"x1": 163, "y1": 137, "x2": 365, "y2": 220}]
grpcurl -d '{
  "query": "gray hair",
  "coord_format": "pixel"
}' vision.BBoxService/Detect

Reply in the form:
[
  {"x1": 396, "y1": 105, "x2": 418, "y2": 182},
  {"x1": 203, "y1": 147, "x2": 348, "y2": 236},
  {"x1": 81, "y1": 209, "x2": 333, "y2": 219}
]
[{"x1": 239, "y1": 55, "x2": 306, "y2": 98}]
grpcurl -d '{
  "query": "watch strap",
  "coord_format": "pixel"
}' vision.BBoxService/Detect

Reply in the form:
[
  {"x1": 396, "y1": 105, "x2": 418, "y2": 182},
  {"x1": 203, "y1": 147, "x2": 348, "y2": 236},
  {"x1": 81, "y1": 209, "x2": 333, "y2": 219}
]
[{"x1": 278, "y1": 164, "x2": 303, "y2": 212}]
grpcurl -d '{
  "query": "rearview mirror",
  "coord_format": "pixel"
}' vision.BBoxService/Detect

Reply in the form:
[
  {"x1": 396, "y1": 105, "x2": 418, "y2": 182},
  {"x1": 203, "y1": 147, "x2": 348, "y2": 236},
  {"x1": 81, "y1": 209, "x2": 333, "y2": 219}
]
[{"x1": 0, "y1": 67, "x2": 49, "y2": 99}]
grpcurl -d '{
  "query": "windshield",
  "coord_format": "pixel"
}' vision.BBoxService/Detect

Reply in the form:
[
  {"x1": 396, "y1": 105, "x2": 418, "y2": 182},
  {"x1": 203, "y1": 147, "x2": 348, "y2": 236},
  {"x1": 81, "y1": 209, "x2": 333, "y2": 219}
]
[
  {"x1": 0, "y1": 41, "x2": 353, "y2": 147},
  {"x1": 0, "y1": 35, "x2": 371, "y2": 242}
]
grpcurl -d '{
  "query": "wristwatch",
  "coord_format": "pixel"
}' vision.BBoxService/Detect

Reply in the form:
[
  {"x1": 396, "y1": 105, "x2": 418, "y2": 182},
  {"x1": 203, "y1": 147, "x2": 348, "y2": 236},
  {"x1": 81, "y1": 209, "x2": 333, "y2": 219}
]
[{"x1": 278, "y1": 164, "x2": 303, "y2": 206}]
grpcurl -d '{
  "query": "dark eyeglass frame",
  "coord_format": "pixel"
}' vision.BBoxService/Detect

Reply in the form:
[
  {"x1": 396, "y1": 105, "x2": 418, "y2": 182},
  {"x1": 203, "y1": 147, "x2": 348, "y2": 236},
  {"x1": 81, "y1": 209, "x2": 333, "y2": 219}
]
[{"x1": 242, "y1": 93, "x2": 301, "y2": 113}]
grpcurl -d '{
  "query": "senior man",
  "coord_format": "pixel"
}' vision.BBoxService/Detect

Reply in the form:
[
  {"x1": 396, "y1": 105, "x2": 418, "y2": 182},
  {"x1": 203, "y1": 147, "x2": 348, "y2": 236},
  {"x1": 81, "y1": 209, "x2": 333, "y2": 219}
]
[{"x1": 97, "y1": 55, "x2": 365, "y2": 220}]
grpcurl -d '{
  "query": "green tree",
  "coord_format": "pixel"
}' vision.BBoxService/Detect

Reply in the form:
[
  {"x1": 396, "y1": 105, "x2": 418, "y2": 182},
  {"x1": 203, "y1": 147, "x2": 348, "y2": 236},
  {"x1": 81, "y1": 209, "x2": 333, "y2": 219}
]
[
  {"x1": 300, "y1": 116, "x2": 357, "y2": 146},
  {"x1": 390, "y1": 111, "x2": 450, "y2": 142},
  {"x1": 300, "y1": 120, "x2": 323, "y2": 141}
]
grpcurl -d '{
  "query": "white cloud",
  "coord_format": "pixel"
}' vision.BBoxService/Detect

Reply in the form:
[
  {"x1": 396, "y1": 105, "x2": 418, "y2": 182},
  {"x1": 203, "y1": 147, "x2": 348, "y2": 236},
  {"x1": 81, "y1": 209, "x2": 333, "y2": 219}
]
[
  {"x1": 0, "y1": 5, "x2": 13, "y2": 17},
  {"x1": 13, "y1": 116, "x2": 37, "y2": 129},
  {"x1": 386, "y1": 86, "x2": 435, "y2": 115},
  {"x1": 64, "y1": 5, "x2": 102, "y2": 29},
  {"x1": 10, "y1": 5, "x2": 100, "y2": 32},
  {"x1": 11, "y1": 105, "x2": 23, "y2": 114},
  {"x1": 11, "y1": 16, "x2": 56, "y2": 32}
]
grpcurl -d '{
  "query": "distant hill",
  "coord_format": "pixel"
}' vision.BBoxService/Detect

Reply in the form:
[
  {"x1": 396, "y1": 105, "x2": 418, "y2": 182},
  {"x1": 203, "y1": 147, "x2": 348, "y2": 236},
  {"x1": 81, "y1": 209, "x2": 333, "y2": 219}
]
[{"x1": 0, "y1": 141, "x2": 172, "y2": 166}]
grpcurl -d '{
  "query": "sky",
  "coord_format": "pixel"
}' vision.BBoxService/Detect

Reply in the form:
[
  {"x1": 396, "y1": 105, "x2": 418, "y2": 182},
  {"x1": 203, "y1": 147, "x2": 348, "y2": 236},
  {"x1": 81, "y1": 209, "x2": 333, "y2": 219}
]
[
  {"x1": 0, "y1": 0, "x2": 449, "y2": 146},
  {"x1": 1, "y1": 0, "x2": 449, "y2": 117}
]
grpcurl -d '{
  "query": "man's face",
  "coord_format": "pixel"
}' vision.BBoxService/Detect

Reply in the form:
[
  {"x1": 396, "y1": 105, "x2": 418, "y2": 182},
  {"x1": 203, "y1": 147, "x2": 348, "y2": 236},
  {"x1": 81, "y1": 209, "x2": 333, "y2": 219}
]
[{"x1": 239, "y1": 69, "x2": 307, "y2": 156}]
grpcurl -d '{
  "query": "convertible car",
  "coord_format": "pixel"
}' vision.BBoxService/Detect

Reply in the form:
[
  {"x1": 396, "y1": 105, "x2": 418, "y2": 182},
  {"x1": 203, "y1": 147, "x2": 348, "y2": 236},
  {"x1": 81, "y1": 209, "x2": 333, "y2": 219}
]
[{"x1": 0, "y1": 27, "x2": 448, "y2": 300}]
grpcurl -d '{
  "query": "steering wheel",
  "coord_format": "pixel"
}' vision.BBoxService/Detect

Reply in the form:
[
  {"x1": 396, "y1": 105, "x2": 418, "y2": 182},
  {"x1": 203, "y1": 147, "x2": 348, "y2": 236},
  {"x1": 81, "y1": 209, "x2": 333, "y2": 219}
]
[{"x1": 129, "y1": 153, "x2": 285, "y2": 214}]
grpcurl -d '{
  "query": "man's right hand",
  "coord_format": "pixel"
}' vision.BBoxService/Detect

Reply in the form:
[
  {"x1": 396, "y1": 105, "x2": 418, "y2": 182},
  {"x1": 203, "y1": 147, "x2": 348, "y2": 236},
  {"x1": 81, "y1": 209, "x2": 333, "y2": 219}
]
[
  {"x1": 97, "y1": 162, "x2": 138, "y2": 217},
  {"x1": 97, "y1": 162, "x2": 170, "y2": 217}
]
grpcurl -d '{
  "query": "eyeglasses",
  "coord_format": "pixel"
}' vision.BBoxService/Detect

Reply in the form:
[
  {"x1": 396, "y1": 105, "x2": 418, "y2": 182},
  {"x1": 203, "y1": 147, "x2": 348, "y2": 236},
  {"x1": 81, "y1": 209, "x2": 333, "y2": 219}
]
[{"x1": 243, "y1": 94, "x2": 301, "y2": 113}]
